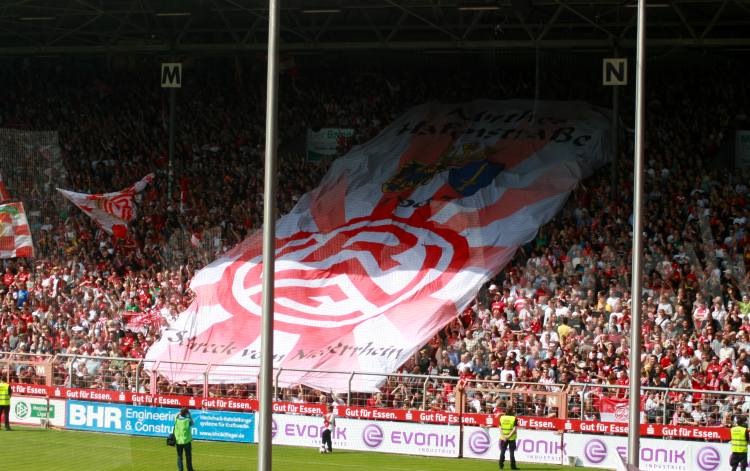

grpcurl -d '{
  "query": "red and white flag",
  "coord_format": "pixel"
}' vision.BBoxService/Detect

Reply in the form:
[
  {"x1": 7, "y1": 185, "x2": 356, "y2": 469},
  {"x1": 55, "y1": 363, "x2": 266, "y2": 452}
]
[
  {"x1": 124, "y1": 307, "x2": 163, "y2": 333},
  {"x1": 597, "y1": 396, "x2": 646, "y2": 423},
  {"x1": 0, "y1": 202, "x2": 34, "y2": 258},
  {"x1": 598, "y1": 397, "x2": 630, "y2": 423},
  {"x1": 57, "y1": 174, "x2": 154, "y2": 238},
  {"x1": 145, "y1": 101, "x2": 611, "y2": 391},
  {"x1": 0, "y1": 173, "x2": 11, "y2": 202}
]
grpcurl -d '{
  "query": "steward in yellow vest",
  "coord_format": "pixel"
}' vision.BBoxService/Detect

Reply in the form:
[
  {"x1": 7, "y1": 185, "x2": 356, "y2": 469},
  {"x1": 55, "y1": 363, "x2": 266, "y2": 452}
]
[
  {"x1": 0, "y1": 381, "x2": 11, "y2": 431},
  {"x1": 174, "y1": 408, "x2": 195, "y2": 471},
  {"x1": 731, "y1": 418, "x2": 749, "y2": 471},
  {"x1": 499, "y1": 405, "x2": 518, "y2": 470}
]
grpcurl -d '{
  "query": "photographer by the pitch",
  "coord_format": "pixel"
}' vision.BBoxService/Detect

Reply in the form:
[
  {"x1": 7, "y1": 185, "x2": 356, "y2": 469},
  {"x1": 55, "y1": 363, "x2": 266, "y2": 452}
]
[{"x1": 174, "y1": 408, "x2": 195, "y2": 471}]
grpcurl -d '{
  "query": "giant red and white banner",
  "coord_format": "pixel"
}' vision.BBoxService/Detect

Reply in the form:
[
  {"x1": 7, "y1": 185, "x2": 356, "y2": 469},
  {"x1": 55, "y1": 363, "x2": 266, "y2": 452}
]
[{"x1": 145, "y1": 101, "x2": 611, "y2": 391}]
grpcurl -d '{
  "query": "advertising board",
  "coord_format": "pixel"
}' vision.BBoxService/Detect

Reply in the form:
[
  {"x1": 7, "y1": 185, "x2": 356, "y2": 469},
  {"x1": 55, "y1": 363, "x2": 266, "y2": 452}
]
[
  {"x1": 10, "y1": 396, "x2": 66, "y2": 427},
  {"x1": 462, "y1": 427, "x2": 563, "y2": 464},
  {"x1": 65, "y1": 400, "x2": 254, "y2": 443},
  {"x1": 305, "y1": 128, "x2": 354, "y2": 161},
  {"x1": 264, "y1": 414, "x2": 460, "y2": 457},
  {"x1": 337, "y1": 404, "x2": 494, "y2": 426},
  {"x1": 564, "y1": 433, "x2": 730, "y2": 471},
  {"x1": 9, "y1": 383, "x2": 732, "y2": 441}
]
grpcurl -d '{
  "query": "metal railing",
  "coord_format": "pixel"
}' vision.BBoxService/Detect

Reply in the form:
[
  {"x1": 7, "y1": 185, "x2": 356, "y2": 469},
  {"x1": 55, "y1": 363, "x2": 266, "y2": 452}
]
[{"x1": 568, "y1": 382, "x2": 750, "y2": 427}]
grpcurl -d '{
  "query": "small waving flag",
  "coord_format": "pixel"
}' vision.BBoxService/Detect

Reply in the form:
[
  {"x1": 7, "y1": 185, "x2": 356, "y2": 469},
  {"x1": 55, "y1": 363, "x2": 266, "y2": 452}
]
[
  {"x1": 57, "y1": 173, "x2": 154, "y2": 238},
  {"x1": 0, "y1": 202, "x2": 34, "y2": 258}
]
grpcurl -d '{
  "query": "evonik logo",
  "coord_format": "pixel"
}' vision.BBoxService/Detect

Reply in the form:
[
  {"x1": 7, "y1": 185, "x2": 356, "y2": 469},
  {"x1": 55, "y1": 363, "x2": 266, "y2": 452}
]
[
  {"x1": 362, "y1": 424, "x2": 384, "y2": 448},
  {"x1": 584, "y1": 439, "x2": 608, "y2": 464}
]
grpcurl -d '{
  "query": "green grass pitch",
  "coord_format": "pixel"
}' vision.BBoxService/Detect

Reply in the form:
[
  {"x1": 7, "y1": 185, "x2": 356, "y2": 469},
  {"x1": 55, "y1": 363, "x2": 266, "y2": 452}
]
[{"x1": 6, "y1": 426, "x2": 604, "y2": 470}]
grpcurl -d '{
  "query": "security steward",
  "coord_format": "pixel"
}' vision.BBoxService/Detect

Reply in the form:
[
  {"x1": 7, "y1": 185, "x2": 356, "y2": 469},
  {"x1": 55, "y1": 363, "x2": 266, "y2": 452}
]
[
  {"x1": 499, "y1": 404, "x2": 518, "y2": 470},
  {"x1": 0, "y1": 378, "x2": 11, "y2": 431},
  {"x1": 174, "y1": 408, "x2": 195, "y2": 471},
  {"x1": 731, "y1": 417, "x2": 750, "y2": 471}
]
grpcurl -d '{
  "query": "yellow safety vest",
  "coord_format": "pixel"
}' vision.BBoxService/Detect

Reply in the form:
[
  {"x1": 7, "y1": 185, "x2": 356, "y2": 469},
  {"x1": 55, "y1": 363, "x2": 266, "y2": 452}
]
[
  {"x1": 731, "y1": 426, "x2": 748, "y2": 453},
  {"x1": 500, "y1": 415, "x2": 517, "y2": 441},
  {"x1": 174, "y1": 415, "x2": 193, "y2": 445},
  {"x1": 0, "y1": 382, "x2": 9, "y2": 406}
]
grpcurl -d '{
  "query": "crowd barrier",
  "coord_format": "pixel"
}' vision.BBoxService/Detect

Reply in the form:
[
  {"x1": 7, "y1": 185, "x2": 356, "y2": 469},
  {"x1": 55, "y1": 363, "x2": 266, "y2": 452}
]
[
  {"x1": 2, "y1": 352, "x2": 567, "y2": 414},
  {"x1": 7, "y1": 352, "x2": 750, "y2": 433},
  {"x1": 9, "y1": 382, "x2": 734, "y2": 441}
]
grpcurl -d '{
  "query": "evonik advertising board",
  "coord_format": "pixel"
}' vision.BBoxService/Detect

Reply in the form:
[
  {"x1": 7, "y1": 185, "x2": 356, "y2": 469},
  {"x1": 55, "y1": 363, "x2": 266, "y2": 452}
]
[
  {"x1": 265, "y1": 414, "x2": 460, "y2": 457},
  {"x1": 565, "y1": 433, "x2": 729, "y2": 471},
  {"x1": 462, "y1": 427, "x2": 563, "y2": 464},
  {"x1": 65, "y1": 400, "x2": 254, "y2": 443}
]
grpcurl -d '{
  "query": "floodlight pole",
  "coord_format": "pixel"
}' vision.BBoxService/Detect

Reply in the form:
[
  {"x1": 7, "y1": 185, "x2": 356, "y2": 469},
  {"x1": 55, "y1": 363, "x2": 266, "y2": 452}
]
[
  {"x1": 627, "y1": 0, "x2": 646, "y2": 467},
  {"x1": 258, "y1": 0, "x2": 280, "y2": 470}
]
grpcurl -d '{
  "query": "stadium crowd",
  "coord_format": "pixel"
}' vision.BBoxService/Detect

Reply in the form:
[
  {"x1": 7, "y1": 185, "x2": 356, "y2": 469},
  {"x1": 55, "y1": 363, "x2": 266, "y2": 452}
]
[{"x1": 1, "y1": 57, "x2": 750, "y2": 427}]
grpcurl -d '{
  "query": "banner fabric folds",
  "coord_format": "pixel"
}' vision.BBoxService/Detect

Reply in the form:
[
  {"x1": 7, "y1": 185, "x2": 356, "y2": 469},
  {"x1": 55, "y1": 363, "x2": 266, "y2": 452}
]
[{"x1": 145, "y1": 100, "x2": 611, "y2": 392}]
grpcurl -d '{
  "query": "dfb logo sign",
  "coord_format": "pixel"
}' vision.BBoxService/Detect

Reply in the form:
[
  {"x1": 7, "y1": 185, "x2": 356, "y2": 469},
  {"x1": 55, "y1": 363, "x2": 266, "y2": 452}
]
[{"x1": 161, "y1": 63, "x2": 182, "y2": 88}]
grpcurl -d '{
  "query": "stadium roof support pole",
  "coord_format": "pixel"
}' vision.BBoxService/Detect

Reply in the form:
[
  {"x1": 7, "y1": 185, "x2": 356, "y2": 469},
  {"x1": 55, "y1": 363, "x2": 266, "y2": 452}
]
[
  {"x1": 258, "y1": 0, "x2": 280, "y2": 470},
  {"x1": 627, "y1": 0, "x2": 646, "y2": 467}
]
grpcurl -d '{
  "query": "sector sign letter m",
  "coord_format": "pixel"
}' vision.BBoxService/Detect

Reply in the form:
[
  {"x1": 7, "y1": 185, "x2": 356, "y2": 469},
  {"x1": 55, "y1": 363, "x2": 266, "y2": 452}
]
[{"x1": 161, "y1": 63, "x2": 182, "y2": 88}]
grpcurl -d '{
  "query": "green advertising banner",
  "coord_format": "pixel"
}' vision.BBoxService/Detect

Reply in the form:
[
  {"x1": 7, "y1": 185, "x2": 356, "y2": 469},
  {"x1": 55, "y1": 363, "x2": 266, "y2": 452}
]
[
  {"x1": 305, "y1": 128, "x2": 354, "y2": 161},
  {"x1": 14, "y1": 400, "x2": 55, "y2": 419}
]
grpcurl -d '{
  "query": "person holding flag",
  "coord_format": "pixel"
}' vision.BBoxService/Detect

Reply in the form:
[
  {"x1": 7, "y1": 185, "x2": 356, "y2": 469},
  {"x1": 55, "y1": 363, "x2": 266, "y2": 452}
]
[{"x1": 320, "y1": 404, "x2": 336, "y2": 453}]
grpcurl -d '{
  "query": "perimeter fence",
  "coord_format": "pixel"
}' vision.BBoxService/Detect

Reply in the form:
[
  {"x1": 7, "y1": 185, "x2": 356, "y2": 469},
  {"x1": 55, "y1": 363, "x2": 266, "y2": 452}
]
[{"x1": 4, "y1": 351, "x2": 749, "y2": 427}]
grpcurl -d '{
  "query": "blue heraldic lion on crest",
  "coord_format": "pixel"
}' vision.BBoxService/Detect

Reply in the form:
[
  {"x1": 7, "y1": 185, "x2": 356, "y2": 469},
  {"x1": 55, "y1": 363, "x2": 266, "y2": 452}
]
[{"x1": 382, "y1": 143, "x2": 504, "y2": 197}]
